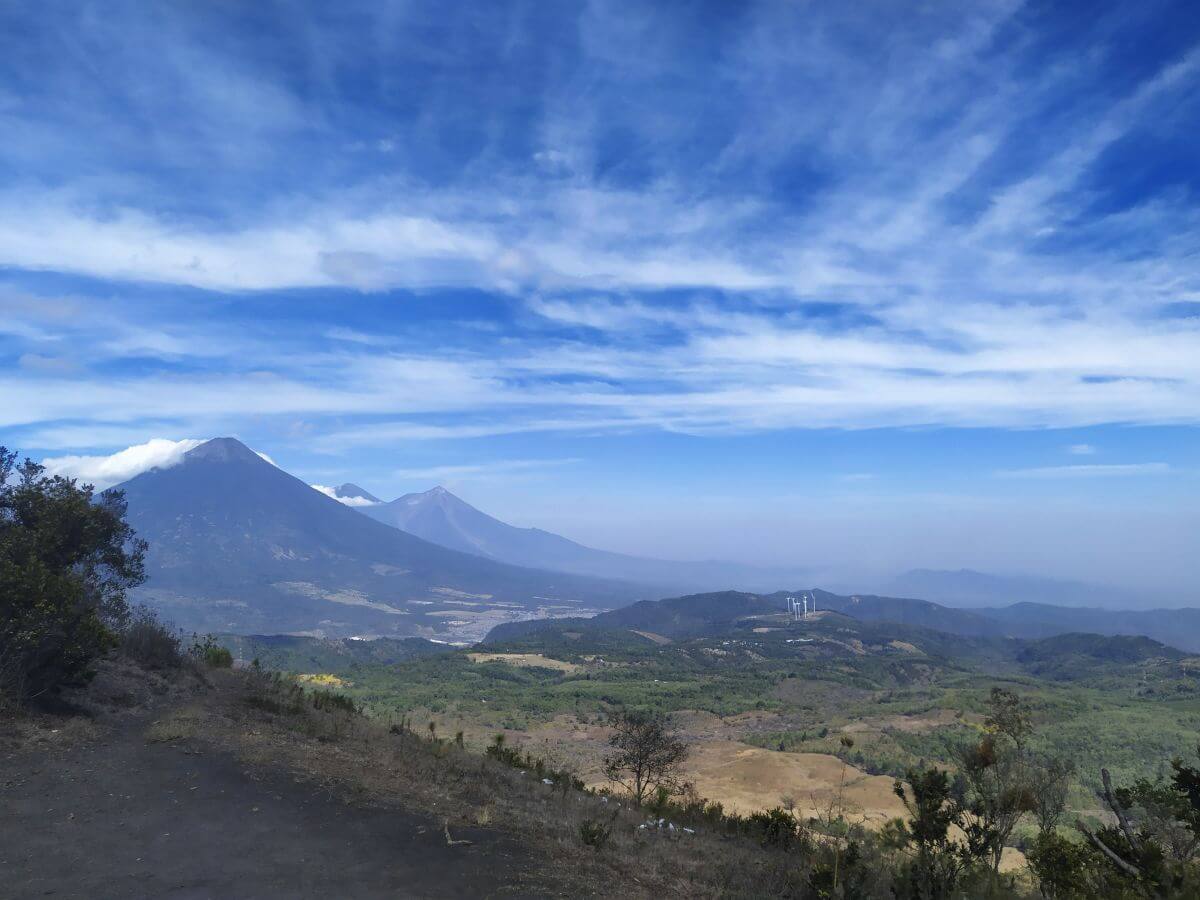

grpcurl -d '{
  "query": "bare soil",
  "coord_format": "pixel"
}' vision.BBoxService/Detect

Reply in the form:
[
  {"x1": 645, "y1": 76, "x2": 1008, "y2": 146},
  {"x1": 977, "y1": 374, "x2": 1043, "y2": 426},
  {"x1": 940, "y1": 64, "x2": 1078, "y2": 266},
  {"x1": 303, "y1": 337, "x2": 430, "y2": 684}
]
[{"x1": 0, "y1": 664, "x2": 541, "y2": 899}]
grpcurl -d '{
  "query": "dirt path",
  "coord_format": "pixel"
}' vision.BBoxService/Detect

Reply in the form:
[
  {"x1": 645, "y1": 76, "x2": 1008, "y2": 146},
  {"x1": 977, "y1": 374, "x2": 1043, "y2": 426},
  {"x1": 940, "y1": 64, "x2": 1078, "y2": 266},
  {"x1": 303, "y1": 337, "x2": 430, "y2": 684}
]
[{"x1": 1, "y1": 714, "x2": 540, "y2": 899}]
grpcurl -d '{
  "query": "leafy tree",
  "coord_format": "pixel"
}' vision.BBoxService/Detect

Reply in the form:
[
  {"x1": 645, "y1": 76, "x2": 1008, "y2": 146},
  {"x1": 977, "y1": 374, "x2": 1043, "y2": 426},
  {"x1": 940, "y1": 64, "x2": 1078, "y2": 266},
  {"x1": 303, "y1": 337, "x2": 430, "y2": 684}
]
[
  {"x1": 891, "y1": 766, "x2": 974, "y2": 899},
  {"x1": 0, "y1": 448, "x2": 146, "y2": 703},
  {"x1": 984, "y1": 686, "x2": 1032, "y2": 752},
  {"x1": 603, "y1": 709, "x2": 689, "y2": 805},
  {"x1": 1069, "y1": 758, "x2": 1200, "y2": 898},
  {"x1": 1025, "y1": 750, "x2": 1200, "y2": 899},
  {"x1": 1112, "y1": 749, "x2": 1200, "y2": 865},
  {"x1": 1026, "y1": 830, "x2": 1091, "y2": 900},
  {"x1": 955, "y1": 687, "x2": 1040, "y2": 886}
]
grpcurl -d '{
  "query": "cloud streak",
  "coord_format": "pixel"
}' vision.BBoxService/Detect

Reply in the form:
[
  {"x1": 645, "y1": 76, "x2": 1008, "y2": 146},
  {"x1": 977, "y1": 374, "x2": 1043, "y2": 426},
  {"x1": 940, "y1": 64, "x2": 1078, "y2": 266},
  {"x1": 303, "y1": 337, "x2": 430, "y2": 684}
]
[
  {"x1": 310, "y1": 483, "x2": 379, "y2": 507},
  {"x1": 39, "y1": 438, "x2": 203, "y2": 489}
]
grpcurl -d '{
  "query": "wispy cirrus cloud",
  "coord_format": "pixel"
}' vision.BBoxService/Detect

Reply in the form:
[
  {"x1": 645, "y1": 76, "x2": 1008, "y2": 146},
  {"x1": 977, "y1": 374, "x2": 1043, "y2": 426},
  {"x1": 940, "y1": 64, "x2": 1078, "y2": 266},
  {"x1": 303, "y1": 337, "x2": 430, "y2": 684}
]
[{"x1": 7, "y1": 4, "x2": 1195, "y2": 443}]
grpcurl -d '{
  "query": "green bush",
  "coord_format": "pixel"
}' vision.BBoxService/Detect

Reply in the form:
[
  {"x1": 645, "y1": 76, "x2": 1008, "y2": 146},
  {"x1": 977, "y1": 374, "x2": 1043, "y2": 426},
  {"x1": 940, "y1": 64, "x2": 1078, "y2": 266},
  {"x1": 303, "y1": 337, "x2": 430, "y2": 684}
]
[
  {"x1": 310, "y1": 688, "x2": 358, "y2": 714},
  {"x1": 190, "y1": 634, "x2": 233, "y2": 668},
  {"x1": 746, "y1": 807, "x2": 809, "y2": 851},
  {"x1": 0, "y1": 447, "x2": 146, "y2": 704}
]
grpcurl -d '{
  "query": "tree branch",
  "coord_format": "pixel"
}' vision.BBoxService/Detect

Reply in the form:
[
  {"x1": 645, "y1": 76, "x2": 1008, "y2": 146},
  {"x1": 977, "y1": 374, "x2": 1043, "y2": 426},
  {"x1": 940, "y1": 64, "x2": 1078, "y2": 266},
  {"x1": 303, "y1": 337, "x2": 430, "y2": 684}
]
[
  {"x1": 1076, "y1": 822, "x2": 1141, "y2": 879},
  {"x1": 1101, "y1": 768, "x2": 1143, "y2": 858}
]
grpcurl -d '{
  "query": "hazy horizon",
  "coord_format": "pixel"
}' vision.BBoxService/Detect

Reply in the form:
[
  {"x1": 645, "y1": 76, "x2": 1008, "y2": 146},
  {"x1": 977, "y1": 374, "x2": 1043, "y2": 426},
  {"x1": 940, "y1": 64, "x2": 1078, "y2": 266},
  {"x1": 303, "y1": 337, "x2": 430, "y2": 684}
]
[{"x1": 3, "y1": 3, "x2": 1198, "y2": 600}]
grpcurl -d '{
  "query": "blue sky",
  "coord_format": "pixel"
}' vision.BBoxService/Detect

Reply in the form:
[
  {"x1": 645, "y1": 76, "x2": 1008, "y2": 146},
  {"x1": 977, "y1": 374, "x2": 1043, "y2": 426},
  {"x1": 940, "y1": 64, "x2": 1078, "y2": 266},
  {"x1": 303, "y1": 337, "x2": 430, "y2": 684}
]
[{"x1": 2, "y1": 1, "x2": 1198, "y2": 593}]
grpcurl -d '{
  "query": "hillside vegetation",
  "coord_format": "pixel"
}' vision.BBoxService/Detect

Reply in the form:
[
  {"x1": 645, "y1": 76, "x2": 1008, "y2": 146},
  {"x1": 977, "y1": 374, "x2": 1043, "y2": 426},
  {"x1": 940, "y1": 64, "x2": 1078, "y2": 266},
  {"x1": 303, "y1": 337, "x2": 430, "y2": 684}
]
[{"x1": 228, "y1": 597, "x2": 1200, "y2": 824}]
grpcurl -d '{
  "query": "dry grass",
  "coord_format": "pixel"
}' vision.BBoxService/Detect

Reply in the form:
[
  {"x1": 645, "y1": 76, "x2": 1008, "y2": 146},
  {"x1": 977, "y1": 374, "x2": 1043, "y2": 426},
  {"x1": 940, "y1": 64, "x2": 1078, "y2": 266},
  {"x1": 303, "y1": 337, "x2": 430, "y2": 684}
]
[
  {"x1": 1, "y1": 654, "x2": 208, "y2": 753},
  {"x1": 144, "y1": 708, "x2": 202, "y2": 743},
  {"x1": 630, "y1": 630, "x2": 672, "y2": 645},
  {"x1": 473, "y1": 801, "x2": 496, "y2": 826},
  {"x1": 0, "y1": 712, "x2": 105, "y2": 753},
  {"x1": 191, "y1": 669, "x2": 839, "y2": 897},
  {"x1": 467, "y1": 653, "x2": 584, "y2": 674},
  {"x1": 683, "y1": 740, "x2": 906, "y2": 824}
]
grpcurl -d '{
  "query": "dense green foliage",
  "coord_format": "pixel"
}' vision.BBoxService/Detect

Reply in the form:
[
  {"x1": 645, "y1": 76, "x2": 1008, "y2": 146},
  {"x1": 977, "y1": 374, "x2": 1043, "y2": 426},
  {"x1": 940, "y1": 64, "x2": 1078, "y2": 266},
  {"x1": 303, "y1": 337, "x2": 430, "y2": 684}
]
[
  {"x1": 190, "y1": 634, "x2": 233, "y2": 668},
  {"x1": 0, "y1": 447, "x2": 146, "y2": 703},
  {"x1": 191, "y1": 584, "x2": 1200, "y2": 894},
  {"x1": 232, "y1": 613, "x2": 1200, "y2": 801}
]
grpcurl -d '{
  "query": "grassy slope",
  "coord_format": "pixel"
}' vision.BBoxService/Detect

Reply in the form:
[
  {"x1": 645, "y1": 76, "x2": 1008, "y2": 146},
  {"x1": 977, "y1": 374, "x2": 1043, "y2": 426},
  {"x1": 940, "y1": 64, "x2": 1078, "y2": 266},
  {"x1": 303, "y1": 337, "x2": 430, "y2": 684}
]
[{"x1": 220, "y1": 614, "x2": 1200, "y2": 817}]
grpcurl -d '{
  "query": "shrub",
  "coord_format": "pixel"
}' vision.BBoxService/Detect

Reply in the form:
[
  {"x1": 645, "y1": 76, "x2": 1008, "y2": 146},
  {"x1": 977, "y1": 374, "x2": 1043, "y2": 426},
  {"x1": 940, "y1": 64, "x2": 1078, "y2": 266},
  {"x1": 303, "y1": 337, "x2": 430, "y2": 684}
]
[
  {"x1": 0, "y1": 448, "x2": 146, "y2": 704},
  {"x1": 190, "y1": 634, "x2": 233, "y2": 668},
  {"x1": 579, "y1": 818, "x2": 613, "y2": 850},
  {"x1": 486, "y1": 733, "x2": 524, "y2": 767},
  {"x1": 120, "y1": 606, "x2": 182, "y2": 669},
  {"x1": 310, "y1": 688, "x2": 358, "y2": 714},
  {"x1": 746, "y1": 807, "x2": 808, "y2": 850}
]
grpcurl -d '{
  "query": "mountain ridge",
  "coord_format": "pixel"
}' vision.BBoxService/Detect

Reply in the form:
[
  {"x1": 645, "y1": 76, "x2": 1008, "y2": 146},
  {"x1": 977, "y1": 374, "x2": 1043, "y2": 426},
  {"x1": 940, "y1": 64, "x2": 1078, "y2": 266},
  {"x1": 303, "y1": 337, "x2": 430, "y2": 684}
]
[
  {"x1": 358, "y1": 484, "x2": 810, "y2": 592},
  {"x1": 114, "y1": 438, "x2": 646, "y2": 638},
  {"x1": 484, "y1": 587, "x2": 1200, "y2": 652},
  {"x1": 885, "y1": 568, "x2": 1156, "y2": 609}
]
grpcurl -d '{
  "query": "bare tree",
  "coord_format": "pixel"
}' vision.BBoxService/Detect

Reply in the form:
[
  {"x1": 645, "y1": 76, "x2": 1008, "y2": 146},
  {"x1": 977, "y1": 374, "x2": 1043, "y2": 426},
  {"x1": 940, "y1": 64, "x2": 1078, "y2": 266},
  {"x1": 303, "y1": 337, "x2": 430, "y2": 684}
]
[{"x1": 603, "y1": 710, "x2": 689, "y2": 805}]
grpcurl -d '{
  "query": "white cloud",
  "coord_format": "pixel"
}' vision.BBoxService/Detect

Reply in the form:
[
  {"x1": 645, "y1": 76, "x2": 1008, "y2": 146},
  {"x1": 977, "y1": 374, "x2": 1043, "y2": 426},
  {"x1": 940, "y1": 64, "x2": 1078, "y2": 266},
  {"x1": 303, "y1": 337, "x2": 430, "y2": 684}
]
[
  {"x1": 995, "y1": 463, "x2": 1170, "y2": 479},
  {"x1": 1068, "y1": 444, "x2": 1097, "y2": 455},
  {"x1": 310, "y1": 483, "x2": 379, "y2": 507},
  {"x1": 3, "y1": 4, "x2": 1200, "y2": 445},
  {"x1": 0, "y1": 202, "x2": 501, "y2": 292},
  {"x1": 40, "y1": 438, "x2": 204, "y2": 489}
]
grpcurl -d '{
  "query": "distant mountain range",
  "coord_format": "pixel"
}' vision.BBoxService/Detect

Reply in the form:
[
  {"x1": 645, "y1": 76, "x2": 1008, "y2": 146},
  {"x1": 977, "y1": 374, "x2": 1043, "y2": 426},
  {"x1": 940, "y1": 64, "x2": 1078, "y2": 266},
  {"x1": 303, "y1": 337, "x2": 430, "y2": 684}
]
[
  {"x1": 486, "y1": 587, "x2": 1200, "y2": 653},
  {"x1": 483, "y1": 591, "x2": 1193, "y2": 696},
  {"x1": 113, "y1": 438, "x2": 646, "y2": 638},
  {"x1": 884, "y1": 568, "x2": 1157, "y2": 609},
  {"x1": 810, "y1": 590, "x2": 1200, "y2": 652},
  {"x1": 105, "y1": 438, "x2": 1199, "y2": 650},
  {"x1": 342, "y1": 482, "x2": 809, "y2": 593}
]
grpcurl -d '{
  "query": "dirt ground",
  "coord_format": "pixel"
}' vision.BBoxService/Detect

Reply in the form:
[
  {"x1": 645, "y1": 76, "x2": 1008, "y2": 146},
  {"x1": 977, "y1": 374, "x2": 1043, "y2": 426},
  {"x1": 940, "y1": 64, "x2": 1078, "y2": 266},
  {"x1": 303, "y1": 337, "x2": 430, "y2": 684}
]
[{"x1": 0, "y1": 667, "x2": 542, "y2": 899}]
